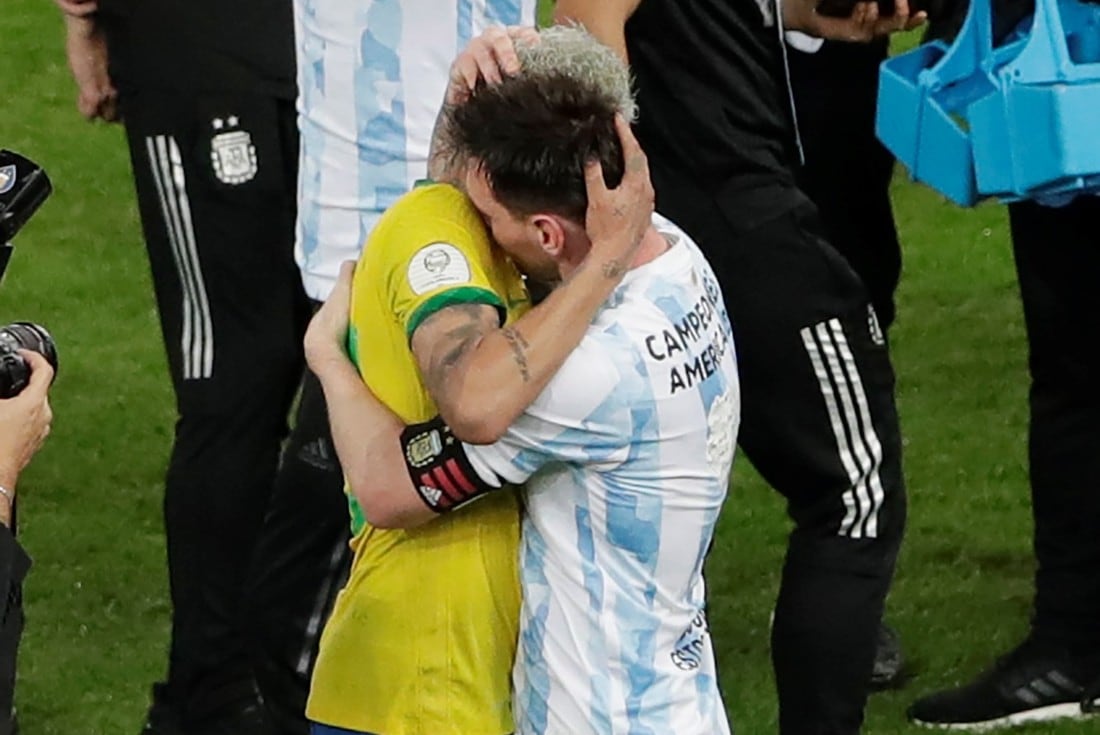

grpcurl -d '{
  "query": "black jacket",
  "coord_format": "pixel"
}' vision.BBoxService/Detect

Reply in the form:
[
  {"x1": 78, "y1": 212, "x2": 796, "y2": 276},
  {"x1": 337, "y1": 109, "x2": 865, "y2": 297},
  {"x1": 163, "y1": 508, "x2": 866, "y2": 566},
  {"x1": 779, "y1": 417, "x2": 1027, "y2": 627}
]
[{"x1": 96, "y1": 0, "x2": 297, "y2": 99}]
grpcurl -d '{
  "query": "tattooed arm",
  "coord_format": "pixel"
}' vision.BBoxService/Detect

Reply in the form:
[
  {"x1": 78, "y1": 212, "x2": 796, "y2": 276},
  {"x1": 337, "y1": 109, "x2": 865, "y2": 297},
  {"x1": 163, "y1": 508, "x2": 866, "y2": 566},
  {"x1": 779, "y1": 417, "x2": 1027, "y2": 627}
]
[{"x1": 303, "y1": 262, "x2": 424, "y2": 527}]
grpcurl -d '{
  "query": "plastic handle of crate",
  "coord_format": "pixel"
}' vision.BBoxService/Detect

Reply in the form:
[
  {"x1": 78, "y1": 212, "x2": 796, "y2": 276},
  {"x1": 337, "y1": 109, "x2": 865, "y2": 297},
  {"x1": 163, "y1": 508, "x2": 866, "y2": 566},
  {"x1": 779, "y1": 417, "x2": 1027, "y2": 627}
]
[
  {"x1": 1003, "y1": 0, "x2": 1094, "y2": 83},
  {"x1": 924, "y1": 0, "x2": 995, "y2": 89}
]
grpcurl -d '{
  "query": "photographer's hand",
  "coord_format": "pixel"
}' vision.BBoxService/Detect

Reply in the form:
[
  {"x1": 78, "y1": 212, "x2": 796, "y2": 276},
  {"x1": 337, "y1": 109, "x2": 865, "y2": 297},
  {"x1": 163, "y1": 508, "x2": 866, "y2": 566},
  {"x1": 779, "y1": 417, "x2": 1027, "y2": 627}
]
[{"x1": 0, "y1": 352, "x2": 54, "y2": 527}]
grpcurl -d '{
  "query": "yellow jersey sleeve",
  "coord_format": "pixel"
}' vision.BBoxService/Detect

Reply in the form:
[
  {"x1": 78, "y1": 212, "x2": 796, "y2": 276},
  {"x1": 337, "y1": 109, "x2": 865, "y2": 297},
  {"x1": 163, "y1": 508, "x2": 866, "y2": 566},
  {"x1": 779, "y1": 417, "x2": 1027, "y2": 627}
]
[{"x1": 368, "y1": 183, "x2": 507, "y2": 341}]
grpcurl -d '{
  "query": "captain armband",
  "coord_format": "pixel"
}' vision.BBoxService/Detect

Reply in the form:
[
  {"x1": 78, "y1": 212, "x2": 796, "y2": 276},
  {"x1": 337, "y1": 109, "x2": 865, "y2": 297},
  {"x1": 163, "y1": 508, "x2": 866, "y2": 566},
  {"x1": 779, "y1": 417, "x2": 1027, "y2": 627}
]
[{"x1": 401, "y1": 416, "x2": 502, "y2": 513}]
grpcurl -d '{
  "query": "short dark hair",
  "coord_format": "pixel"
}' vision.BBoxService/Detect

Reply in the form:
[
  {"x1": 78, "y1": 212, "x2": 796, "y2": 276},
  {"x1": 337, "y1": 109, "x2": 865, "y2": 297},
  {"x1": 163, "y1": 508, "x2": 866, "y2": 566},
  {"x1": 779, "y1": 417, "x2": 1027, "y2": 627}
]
[{"x1": 444, "y1": 27, "x2": 635, "y2": 223}]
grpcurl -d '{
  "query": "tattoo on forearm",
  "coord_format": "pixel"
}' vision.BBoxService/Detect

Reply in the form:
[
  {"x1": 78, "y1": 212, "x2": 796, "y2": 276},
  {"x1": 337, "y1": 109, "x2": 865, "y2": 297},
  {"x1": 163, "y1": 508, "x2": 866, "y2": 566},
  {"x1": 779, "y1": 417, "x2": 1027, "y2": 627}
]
[{"x1": 502, "y1": 326, "x2": 531, "y2": 383}]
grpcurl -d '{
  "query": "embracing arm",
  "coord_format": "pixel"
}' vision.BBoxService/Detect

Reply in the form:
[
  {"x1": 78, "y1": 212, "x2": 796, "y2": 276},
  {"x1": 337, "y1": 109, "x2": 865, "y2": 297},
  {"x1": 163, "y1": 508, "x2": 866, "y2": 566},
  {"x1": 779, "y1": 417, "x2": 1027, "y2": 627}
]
[
  {"x1": 314, "y1": 358, "x2": 430, "y2": 529},
  {"x1": 305, "y1": 263, "x2": 518, "y2": 528},
  {"x1": 414, "y1": 117, "x2": 653, "y2": 445},
  {"x1": 304, "y1": 263, "x2": 432, "y2": 529},
  {"x1": 411, "y1": 261, "x2": 621, "y2": 445}
]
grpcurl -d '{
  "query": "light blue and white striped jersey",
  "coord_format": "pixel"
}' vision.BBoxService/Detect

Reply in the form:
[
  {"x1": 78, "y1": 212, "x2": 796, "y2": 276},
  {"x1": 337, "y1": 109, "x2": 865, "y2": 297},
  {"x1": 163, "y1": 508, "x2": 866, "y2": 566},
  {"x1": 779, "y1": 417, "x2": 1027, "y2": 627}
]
[
  {"x1": 293, "y1": 0, "x2": 538, "y2": 300},
  {"x1": 467, "y1": 216, "x2": 740, "y2": 735}
]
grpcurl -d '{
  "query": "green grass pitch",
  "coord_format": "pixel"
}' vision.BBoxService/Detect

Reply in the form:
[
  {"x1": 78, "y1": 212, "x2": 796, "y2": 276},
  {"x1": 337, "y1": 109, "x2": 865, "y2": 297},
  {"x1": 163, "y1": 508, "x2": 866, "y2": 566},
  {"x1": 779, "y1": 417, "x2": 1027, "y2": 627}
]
[{"x1": 0, "y1": 1, "x2": 1093, "y2": 733}]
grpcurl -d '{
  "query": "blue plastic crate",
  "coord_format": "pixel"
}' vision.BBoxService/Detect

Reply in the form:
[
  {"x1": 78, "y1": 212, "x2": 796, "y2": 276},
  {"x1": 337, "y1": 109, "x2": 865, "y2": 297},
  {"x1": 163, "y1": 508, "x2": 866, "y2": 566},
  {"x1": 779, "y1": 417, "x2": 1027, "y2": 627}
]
[{"x1": 876, "y1": 0, "x2": 1100, "y2": 206}]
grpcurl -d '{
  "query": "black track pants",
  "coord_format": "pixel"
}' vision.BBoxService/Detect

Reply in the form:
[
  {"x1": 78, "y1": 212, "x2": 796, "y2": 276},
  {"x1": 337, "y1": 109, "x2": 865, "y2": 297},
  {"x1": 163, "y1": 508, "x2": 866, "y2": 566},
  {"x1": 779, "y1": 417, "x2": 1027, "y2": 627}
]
[
  {"x1": 1008, "y1": 197, "x2": 1100, "y2": 650},
  {"x1": 122, "y1": 89, "x2": 312, "y2": 714}
]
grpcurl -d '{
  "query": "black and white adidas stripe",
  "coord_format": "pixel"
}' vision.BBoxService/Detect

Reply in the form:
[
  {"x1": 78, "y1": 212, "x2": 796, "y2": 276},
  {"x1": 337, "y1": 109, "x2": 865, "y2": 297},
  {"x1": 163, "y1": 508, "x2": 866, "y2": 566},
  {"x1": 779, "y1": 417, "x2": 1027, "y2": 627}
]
[
  {"x1": 145, "y1": 135, "x2": 215, "y2": 381},
  {"x1": 800, "y1": 318, "x2": 885, "y2": 539}
]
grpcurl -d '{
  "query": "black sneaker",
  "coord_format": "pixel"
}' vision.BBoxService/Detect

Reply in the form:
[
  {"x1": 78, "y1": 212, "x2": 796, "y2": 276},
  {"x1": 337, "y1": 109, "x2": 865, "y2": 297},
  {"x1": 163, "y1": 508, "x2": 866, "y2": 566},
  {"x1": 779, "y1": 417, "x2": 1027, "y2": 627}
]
[
  {"x1": 907, "y1": 638, "x2": 1100, "y2": 730},
  {"x1": 871, "y1": 622, "x2": 907, "y2": 691},
  {"x1": 188, "y1": 698, "x2": 273, "y2": 735},
  {"x1": 184, "y1": 678, "x2": 276, "y2": 735},
  {"x1": 141, "y1": 678, "x2": 275, "y2": 735}
]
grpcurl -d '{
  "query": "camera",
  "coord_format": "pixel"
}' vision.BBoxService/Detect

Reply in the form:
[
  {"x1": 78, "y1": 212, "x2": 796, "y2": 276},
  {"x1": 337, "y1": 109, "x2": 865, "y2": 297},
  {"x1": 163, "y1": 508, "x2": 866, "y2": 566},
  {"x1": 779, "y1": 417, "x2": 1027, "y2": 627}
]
[
  {"x1": 0, "y1": 323, "x2": 58, "y2": 398},
  {"x1": 0, "y1": 149, "x2": 57, "y2": 398}
]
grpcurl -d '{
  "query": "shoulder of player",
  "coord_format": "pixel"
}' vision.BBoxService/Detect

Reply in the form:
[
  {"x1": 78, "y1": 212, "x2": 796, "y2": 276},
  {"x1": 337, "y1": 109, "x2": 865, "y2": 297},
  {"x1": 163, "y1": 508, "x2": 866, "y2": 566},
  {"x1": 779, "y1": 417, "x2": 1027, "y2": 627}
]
[
  {"x1": 535, "y1": 334, "x2": 624, "y2": 411},
  {"x1": 365, "y1": 183, "x2": 494, "y2": 266}
]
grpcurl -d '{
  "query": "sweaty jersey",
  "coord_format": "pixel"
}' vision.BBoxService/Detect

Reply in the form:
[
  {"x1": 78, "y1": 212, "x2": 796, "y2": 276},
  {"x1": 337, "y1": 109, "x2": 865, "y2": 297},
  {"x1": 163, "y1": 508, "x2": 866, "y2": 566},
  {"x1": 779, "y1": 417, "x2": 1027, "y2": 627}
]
[
  {"x1": 307, "y1": 184, "x2": 530, "y2": 735},
  {"x1": 466, "y1": 217, "x2": 740, "y2": 735},
  {"x1": 294, "y1": 0, "x2": 538, "y2": 300}
]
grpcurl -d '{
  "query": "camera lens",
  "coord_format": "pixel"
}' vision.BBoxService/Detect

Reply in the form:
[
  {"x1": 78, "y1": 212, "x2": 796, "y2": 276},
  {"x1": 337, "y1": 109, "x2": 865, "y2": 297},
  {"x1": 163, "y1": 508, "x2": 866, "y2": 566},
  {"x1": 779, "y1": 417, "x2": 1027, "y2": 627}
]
[{"x1": 0, "y1": 322, "x2": 58, "y2": 398}]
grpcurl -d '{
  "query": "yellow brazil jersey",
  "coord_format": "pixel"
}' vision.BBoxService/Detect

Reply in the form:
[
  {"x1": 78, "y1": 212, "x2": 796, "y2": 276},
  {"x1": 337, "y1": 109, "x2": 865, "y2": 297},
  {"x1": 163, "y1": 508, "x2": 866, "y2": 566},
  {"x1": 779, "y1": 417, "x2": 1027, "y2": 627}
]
[{"x1": 306, "y1": 183, "x2": 530, "y2": 735}]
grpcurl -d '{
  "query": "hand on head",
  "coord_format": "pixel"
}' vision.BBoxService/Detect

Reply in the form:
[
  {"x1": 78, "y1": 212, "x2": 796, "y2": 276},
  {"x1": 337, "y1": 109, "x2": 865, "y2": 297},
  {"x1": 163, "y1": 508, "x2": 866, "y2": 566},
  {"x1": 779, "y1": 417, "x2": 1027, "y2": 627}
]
[
  {"x1": 445, "y1": 25, "x2": 541, "y2": 106},
  {"x1": 582, "y1": 115, "x2": 655, "y2": 278}
]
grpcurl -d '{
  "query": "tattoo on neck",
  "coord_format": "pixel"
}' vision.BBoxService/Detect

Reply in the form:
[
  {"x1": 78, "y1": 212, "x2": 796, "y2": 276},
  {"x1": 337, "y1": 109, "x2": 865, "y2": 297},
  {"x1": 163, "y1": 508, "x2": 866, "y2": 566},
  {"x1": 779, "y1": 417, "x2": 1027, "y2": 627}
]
[
  {"x1": 502, "y1": 326, "x2": 531, "y2": 383},
  {"x1": 602, "y1": 259, "x2": 625, "y2": 279}
]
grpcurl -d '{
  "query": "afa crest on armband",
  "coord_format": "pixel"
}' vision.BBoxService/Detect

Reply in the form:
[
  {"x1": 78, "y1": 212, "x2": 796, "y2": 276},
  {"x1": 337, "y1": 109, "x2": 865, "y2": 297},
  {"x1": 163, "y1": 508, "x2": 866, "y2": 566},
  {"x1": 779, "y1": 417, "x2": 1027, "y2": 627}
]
[
  {"x1": 209, "y1": 116, "x2": 258, "y2": 185},
  {"x1": 405, "y1": 427, "x2": 445, "y2": 468}
]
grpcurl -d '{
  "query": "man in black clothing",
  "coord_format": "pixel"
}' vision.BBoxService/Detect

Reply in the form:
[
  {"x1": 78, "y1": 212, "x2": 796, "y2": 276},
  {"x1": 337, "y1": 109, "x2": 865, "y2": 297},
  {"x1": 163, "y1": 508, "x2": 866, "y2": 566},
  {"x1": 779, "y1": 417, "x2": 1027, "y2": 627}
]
[
  {"x1": 56, "y1": 1, "x2": 334, "y2": 732},
  {"x1": 787, "y1": 37, "x2": 902, "y2": 332},
  {"x1": 907, "y1": 198, "x2": 1100, "y2": 730},
  {"x1": 556, "y1": 1, "x2": 922, "y2": 733},
  {"x1": 0, "y1": 350, "x2": 54, "y2": 735},
  {"x1": 787, "y1": 34, "x2": 906, "y2": 690},
  {"x1": 901, "y1": 4, "x2": 1100, "y2": 728}
]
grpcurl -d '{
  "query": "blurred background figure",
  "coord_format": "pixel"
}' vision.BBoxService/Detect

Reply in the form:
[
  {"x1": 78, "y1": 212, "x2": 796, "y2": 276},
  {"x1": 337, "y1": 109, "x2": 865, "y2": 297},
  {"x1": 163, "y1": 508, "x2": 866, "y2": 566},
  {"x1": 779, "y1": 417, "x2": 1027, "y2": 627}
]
[
  {"x1": 903, "y1": 3, "x2": 1100, "y2": 727},
  {"x1": 787, "y1": 34, "x2": 906, "y2": 690},
  {"x1": 56, "y1": 0, "x2": 309, "y2": 732}
]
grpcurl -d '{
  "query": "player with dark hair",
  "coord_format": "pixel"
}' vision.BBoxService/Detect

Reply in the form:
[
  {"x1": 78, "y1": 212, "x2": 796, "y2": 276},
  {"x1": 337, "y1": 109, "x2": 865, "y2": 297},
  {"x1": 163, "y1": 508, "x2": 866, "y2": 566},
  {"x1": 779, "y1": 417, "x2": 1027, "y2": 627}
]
[{"x1": 555, "y1": 1, "x2": 923, "y2": 732}]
